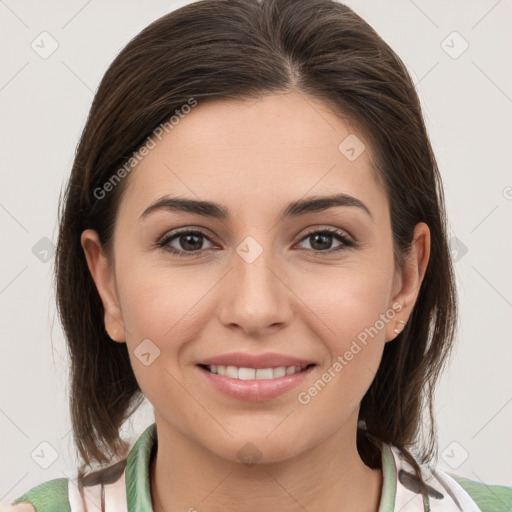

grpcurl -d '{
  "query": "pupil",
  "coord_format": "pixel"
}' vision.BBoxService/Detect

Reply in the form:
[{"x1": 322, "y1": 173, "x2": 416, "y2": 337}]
[
  {"x1": 311, "y1": 233, "x2": 331, "y2": 251},
  {"x1": 179, "y1": 233, "x2": 334, "y2": 252},
  {"x1": 182, "y1": 234, "x2": 202, "y2": 251}
]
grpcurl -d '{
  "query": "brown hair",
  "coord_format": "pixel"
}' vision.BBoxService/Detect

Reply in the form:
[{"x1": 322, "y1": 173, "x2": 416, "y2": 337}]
[{"x1": 55, "y1": 0, "x2": 457, "y2": 498}]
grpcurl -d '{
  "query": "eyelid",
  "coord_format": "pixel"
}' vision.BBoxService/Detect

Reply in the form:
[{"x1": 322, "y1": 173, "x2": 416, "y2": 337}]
[
  {"x1": 299, "y1": 226, "x2": 353, "y2": 243},
  {"x1": 157, "y1": 227, "x2": 214, "y2": 245},
  {"x1": 296, "y1": 226, "x2": 355, "y2": 251},
  {"x1": 158, "y1": 225, "x2": 356, "y2": 256}
]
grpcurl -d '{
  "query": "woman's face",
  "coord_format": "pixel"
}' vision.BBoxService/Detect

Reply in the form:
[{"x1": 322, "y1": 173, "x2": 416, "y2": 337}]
[{"x1": 82, "y1": 91, "x2": 429, "y2": 463}]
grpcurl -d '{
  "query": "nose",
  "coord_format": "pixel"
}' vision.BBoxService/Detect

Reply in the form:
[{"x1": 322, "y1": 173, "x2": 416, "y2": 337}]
[{"x1": 218, "y1": 237, "x2": 293, "y2": 336}]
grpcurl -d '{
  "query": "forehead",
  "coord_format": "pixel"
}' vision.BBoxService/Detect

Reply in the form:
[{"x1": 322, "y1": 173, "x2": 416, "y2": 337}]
[{"x1": 118, "y1": 92, "x2": 387, "y2": 223}]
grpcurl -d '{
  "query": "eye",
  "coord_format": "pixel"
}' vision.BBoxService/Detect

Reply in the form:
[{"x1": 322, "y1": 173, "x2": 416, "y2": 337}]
[
  {"x1": 158, "y1": 226, "x2": 355, "y2": 258},
  {"x1": 296, "y1": 227, "x2": 355, "y2": 253},
  {"x1": 158, "y1": 229, "x2": 215, "y2": 257}
]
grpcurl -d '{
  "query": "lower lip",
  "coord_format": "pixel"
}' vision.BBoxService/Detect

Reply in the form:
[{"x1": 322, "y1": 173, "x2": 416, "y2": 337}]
[{"x1": 197, "y1": 365, "x2": 315, "y2": 402}]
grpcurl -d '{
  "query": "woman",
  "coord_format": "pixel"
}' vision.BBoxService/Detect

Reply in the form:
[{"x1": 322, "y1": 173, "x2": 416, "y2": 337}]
[{"x1": 8, "y1": 0, "x2": 512, "y2": 510}]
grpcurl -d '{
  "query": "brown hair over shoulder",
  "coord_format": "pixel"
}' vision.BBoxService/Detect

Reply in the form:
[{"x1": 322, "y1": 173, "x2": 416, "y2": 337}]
[{"x1": 55, "y1": 0, "x2": 458, "y2": 494}]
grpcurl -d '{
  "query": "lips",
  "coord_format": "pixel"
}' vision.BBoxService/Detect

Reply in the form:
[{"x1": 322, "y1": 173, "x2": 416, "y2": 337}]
[
  {"x1": 197, "y1": 352, "x2": 315, "y2": 369},
  {"x1": 196, "y1": 352, "x2": 317, "y2": 401},
  {"x1": 197, "y1": 364, "x2": 315, "y2": 401}
]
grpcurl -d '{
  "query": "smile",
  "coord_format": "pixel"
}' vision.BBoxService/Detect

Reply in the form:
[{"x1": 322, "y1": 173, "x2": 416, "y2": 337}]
[
  {"x1": 202, "y1": 364, "x2": 313, "y2": 380},
  {"x1": 196, "y1": 363, "x2": 316, "y2": 401}
]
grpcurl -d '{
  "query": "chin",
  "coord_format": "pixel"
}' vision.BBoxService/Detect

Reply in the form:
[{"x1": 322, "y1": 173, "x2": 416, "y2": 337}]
[{"x1": 206, "y1": 433, "x2": 307, "y2": 466}]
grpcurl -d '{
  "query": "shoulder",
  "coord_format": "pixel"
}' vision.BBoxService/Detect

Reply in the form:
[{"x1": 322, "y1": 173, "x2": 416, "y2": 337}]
[
  {"x1": 7, "y1": 477, "x2": 70, "y2": 512},
  {"x1": 5, "y1": 425, "x2": 155, "y2": 512},
  {"x1": 446, "y1": 472, "x2": 512, "y2": 512},
  {"x1": 7, "y1": 458, "x2": 129, "y2": 512},
  {"x1": 384, "y1": 443, "x2": 512, "y2": 512},
  {"x1": 3, "y1": 504, "x2": 36, "y2": 512}
]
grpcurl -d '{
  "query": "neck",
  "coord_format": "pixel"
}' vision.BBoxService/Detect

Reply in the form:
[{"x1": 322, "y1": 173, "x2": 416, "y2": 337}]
[{"x1": 149, "y1": 417, "x2": 383, "y2": 512}]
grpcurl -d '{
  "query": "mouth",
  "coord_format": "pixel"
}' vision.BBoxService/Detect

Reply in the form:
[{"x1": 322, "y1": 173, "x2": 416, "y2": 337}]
[
  {"x1": 198, "y1": 363, "x2": 316, "y2": 380},
  {"x1": 196, "y1": 363, "x2": 317, "y2": 401}
]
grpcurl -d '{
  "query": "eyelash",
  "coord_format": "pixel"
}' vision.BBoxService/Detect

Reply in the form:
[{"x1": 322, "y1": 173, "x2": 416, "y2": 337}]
[{"x1": 157, "y1": 227, "x2": 356, "y2": 258}]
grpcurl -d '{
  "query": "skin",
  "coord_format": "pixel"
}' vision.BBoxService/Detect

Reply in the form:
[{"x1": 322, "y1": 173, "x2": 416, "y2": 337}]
[{"x1": 80, "y1": 91, "x2": 430, "y2": 512}]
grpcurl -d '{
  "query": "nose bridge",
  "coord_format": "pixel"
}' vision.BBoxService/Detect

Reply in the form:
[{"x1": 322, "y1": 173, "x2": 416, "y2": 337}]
[
  {"x1": 219, "y1": 233, "x2": 290, "y2": 334},
  {"x1": 235, "y1": 233, "x2": 281, "y2": 307}
]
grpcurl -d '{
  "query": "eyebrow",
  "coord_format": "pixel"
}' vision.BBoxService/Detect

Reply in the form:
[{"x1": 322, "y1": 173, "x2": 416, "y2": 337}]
[{"x1": 139, "y1": 193, "x2": 373, "y2": 223}]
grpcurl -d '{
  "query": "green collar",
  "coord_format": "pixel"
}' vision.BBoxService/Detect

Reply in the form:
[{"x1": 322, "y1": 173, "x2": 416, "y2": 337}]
[
  {"x1": 125, "y1": 422, "x2": 157, "y2": 511},
  {"x1": 124, "y1": 422, "x2": 397, "y2": 511}
]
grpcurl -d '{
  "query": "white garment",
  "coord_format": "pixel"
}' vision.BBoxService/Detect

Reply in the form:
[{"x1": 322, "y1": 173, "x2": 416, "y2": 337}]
[{"x1": 385, "y1": 445, "x2": 481, "y2": 512}]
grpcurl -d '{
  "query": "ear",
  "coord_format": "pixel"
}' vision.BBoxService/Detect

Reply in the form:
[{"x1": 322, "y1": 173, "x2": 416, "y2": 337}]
[
  {"x1": 80, "y1": 229, "x2": 126, "y2": 343},
  {"x1": 386, "y1": 222, "x2": 430, "y2": 342}
]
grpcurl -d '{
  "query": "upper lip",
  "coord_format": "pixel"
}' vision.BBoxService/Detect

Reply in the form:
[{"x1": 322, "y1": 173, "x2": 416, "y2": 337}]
[{"x1": 198, "y1": 352, "x2": 315, "y2": 369}]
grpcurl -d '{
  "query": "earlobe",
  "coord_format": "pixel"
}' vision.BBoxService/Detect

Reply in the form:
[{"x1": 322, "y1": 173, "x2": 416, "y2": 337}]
[
  {"x1": 386, "y1": 222, "x2": 431, "y2": 342},
  {"x1": 80, "y1": 229, "x2": 126, "y2": 343}
]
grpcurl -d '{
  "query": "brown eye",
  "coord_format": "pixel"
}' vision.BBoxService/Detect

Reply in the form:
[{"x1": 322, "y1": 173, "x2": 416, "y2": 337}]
[
  {"x1": 158, "y1": 226, "x2": 355, "y2": 258},
  {"x1": 297, "y1": 228, "x2": 355, "y2": 253},
  {"x1": 159, "y1": 230, "x2": 214, "y2": 257}
]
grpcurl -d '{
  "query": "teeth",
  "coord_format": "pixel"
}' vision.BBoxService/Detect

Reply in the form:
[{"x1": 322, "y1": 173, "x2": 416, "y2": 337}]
[{"x1": 207, "y1": 364, "x2": 306, "y2": 380}]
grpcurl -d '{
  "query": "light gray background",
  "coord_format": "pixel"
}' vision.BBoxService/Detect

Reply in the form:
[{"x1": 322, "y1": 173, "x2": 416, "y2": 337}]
[{"x1": 1, "y1": 0, "x2": 511, "y2": 506}]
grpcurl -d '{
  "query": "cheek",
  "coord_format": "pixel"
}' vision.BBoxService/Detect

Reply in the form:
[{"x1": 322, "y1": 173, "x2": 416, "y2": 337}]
[
  {"x1": 293, "y1": 256, "x2": 395, "y2": 341},
  {"x1": 115, "y1": 268, "x2": 209, "y2": 406},
  {"x1": 293, "y1": 271, "x2": 392, "y2": 423},
  {"x1": 115, "y1": 259, "x2": 222, "y2": 381},
  {"x1": 289, "y1": 254, "x2": 394, "y2": 402}
]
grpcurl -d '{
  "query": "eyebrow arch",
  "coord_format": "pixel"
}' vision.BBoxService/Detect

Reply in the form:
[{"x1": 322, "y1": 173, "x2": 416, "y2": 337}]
[{"x1": 139, "y1": 193, "x2": 373, "y2": 223}]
